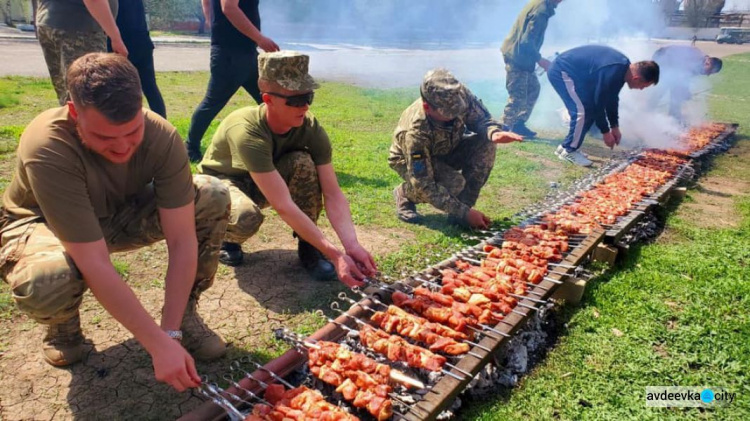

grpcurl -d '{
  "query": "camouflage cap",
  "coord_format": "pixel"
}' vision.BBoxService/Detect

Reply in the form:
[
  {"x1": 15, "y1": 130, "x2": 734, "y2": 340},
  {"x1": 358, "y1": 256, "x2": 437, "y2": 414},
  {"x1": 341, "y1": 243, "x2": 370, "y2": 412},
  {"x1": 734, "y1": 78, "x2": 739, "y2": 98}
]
[
  {"x1": 420, "y1": 68, "x2": 467, "y2": 119},
  {"x1": 258, "y1": 51, "x2": 319, "y2": 92}
]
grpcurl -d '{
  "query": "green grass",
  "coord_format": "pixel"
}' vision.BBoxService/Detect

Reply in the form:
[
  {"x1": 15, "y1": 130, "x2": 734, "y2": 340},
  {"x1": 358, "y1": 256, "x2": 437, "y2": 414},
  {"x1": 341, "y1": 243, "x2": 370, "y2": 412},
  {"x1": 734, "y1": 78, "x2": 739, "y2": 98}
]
[{"x1": 0, "y1": 52, "x2": 748, "y2": 419}]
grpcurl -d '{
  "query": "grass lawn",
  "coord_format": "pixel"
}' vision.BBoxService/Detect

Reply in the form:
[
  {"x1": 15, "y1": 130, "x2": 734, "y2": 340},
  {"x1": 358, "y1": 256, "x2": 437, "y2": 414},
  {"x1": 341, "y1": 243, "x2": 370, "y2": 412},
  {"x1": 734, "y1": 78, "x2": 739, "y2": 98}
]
[{"x1": 0, "y1": 53, "x2": 748, "y2": 419}]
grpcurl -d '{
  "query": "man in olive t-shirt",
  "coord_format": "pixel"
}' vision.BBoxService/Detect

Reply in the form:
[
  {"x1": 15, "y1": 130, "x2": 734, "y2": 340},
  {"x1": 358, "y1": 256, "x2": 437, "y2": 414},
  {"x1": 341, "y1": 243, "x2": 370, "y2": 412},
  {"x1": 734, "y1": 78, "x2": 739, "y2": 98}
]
[
  {"x1": 36, "y1": 0, "x2": 128, "y2": 104},
  {"x1": 198, "y1": 51, "x2": 377, "y2": 287},
  {"x1": 0, "y1": 54, "x2": 230, "y2": 392}
]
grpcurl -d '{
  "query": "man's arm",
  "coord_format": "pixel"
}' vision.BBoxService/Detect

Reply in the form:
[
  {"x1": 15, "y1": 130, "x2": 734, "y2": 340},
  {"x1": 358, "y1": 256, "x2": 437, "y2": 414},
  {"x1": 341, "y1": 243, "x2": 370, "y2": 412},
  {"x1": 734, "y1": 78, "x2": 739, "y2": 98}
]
[
  {"x1": 220, "y1": 0, "x2": 279, "y2": 52},
  {"x1": 201, "y1": 0, "x2": 212, "y2": 30},
  {"x1": 250, "y1": 170, "x2": 365, "y2": 287},
  {"x1": 82, "y1": 0, "x2": 128, "y2": 57},
  {"x1": 61, "y1": 239, "x2": 200, "y2": 391},
  {"x1": 317, "y1": 164, "x2": 377, "y2": 275},
  {"x1": 158, "y1": 202, "x2": 198, "y2": 332},
  {"x1": 518, "y1": 15, "x2": 549, "y2": 65}
]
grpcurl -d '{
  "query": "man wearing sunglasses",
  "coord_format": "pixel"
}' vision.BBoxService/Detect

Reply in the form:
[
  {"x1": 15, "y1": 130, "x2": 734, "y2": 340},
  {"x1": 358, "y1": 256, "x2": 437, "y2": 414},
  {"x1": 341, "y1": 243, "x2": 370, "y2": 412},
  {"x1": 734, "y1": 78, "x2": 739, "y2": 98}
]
[{"x1": 197, "y1": 51, "x2": 377, "y2": 287}]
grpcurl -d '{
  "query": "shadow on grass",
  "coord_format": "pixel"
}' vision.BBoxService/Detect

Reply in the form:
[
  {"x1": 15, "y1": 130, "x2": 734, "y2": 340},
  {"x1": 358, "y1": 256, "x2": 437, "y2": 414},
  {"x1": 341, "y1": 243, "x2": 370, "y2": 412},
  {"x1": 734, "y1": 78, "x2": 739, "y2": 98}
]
[
  {"x1": 63, "y1": 337, "x2": 269, "y2": 419},
  {"x1": 336, "y1": 171, "x2": 393, "y2": 189},
  {"x1": 231, "y1": 248, "x2": 349, "y2": 316}
]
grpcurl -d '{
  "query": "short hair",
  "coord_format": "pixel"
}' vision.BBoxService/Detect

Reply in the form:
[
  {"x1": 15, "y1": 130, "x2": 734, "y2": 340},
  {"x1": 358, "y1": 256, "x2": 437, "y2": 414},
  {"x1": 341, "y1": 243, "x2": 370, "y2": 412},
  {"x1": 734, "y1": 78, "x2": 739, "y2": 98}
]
[
  {"x1": 258, "y1": 78, "x2": 285, "y2": 93},
  {"x1": 708, "y1": 57, "x2": 723, "y2": 73},
  {"x1": 66, "y1": 53, "x2": 142, "y2": 123},
  {"x1": 634, "y1": 60, "x2": 660, "y2": 86}
]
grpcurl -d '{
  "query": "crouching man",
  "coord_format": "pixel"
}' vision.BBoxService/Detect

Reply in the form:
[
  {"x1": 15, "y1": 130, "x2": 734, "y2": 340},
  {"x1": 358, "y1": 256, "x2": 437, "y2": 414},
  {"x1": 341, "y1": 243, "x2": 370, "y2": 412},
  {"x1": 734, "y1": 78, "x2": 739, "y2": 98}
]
[
  {"x1": 389, "y1": 68, "x2": 523, "y2": 230},
  {"x1": 197, "y1": 51, "x2": 377, "y2": 287},
  {"x1": 0, "y1": 53, "x2": 230, "y2": 392}
]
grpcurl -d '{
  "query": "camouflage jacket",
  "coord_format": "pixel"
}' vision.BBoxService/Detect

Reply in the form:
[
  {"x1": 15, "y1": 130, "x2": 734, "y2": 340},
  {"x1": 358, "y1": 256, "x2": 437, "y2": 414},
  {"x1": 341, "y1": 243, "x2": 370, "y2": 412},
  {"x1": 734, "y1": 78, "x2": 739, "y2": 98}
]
[
  {"x1": 389, "y1": 95, "x2": 503, "y2": 217},
  {"x1": 501, "y1": 0, "x2": 557, "y2": 71}
]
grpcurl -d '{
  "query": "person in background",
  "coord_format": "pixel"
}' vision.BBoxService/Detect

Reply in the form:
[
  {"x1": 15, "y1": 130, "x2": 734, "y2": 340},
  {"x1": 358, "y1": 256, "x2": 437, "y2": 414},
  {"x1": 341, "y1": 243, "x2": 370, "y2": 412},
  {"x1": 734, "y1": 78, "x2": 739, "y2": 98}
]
[
  {"x1": 548, "y1": 45, "x2": 660, "y2": 167},
  {"x1": 650, "y1": 45, "x2": 722, "y2": 123},
  {"x1": 198, "y1": 51, "x2": 377, "y2": 287},
  {"x1": 389, "y1": 69, "x2": 523, "y2": 230},
  {"x1": 36, "y1": 0, "x2": 127, "y2": 104},
  {"x1": 186, "y1": 0, "x2": 280, "y2": 162},
  {"x1": 0, "y1": 53, "x2": 230, "y2": 391},
  {"x1": 500, "y1": 0, "x2": 564, "y2": 138},
  {"x1": 107, "y1": 0, "x2": 166, "y2": 118}
]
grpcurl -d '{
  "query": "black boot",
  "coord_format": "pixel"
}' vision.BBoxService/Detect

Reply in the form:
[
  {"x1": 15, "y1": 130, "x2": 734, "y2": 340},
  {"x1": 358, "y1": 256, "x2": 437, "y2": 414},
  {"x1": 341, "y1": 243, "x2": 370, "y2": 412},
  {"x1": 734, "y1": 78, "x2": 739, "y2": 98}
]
[
  {"x1": 511, "y1": 122, "x2": 537, "y2": 138},
  {"x1": 186, "y1": 142, "x2": 203, "y2": 163},
  {"x1": 297, "y1": 239, "x2": 337, "y2": 281},
  {"x1": 218, "y1": 242, "x2": 243, "y2": 266}
]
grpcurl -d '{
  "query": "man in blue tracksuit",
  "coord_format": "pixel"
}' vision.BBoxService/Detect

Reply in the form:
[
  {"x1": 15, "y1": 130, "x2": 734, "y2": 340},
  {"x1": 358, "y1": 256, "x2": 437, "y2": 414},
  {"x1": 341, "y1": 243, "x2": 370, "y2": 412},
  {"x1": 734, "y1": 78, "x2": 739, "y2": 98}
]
[{"x1": 548, "y1": 45, "x2": 660, "y2": 167}]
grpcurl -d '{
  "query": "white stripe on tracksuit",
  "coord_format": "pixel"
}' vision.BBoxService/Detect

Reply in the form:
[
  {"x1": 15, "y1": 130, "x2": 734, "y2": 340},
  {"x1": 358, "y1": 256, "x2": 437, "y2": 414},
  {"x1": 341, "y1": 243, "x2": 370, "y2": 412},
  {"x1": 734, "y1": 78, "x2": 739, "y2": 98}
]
[{"x1": 561, "y1": 71, "x2": 586, "y2": 150}]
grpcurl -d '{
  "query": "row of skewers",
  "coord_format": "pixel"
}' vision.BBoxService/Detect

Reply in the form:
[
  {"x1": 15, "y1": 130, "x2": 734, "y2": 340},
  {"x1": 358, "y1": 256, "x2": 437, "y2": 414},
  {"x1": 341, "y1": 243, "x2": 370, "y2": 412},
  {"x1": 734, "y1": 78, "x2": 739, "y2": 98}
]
[{"x1": 202, "y1": 124, "x2": 731, "y2": 421}]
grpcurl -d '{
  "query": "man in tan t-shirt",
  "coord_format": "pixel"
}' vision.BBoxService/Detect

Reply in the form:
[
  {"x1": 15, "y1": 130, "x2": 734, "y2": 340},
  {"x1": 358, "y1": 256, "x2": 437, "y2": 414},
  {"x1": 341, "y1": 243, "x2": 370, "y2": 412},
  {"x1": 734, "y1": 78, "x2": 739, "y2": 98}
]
[
  {"x1": 198, "y1": 51, "x2": 377, "y2": 287},
  {"x1": 0, "y1": 53, "x2": 230, "y2": 392}
]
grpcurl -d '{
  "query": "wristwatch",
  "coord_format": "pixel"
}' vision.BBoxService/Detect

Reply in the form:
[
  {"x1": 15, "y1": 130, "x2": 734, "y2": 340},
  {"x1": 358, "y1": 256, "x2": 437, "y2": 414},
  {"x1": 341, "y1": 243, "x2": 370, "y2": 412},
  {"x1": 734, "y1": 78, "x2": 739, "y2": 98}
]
[{"x1": 165, "y1": 330, "x2": 183, "y2": 341}]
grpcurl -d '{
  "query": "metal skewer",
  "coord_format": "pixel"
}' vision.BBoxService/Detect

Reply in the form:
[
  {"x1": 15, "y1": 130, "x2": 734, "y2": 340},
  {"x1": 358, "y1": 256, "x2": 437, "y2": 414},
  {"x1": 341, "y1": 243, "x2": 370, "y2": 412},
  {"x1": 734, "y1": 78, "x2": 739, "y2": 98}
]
[{"x1": 337, "y1": 293, "x2": 492, "y2": 356}]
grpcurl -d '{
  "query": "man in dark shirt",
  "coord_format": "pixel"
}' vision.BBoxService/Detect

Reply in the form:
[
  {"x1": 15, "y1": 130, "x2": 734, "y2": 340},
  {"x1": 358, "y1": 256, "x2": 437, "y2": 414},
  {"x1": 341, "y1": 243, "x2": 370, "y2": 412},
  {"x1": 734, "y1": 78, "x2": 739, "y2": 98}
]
[
  {"x1": 107, "y1": 0, "x2": 166, "y2": 118},
  {"x1": 185, "y1": 0, "x2": 280, "y2": 162},
  {"x1": 650, "y1": 45, "x2": 722, "y2": 123},
  {"x1": 548, "y1": 45, "x2": 660, "y2": 167}
]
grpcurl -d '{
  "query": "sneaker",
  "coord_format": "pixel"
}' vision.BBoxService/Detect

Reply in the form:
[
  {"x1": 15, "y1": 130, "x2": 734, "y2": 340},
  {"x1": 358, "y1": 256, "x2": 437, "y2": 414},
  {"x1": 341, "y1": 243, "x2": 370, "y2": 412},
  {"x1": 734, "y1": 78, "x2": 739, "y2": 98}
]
[
  {"x1": 186, "y1": 143, "x2": 203, "y2": 163},
  {"x1": 181, "y1": 297, "x2": 227, "y2": 361},
  {"x1": 298, "y1": 239, "x2": 337, "y2": 281},
  {"x1": 555, "y1": 144, "x2": 565, "y2": 157},
  {"x1": 510, "y1": 123, "x2": 537, "y2": 138},
  {"x1": 393, "y1": 186, "x2": 421, "y2": 223},
  {"x1": 558, "y1": 148, "x2": 593, "y2": 167},
  {"x1": 42, "y1": 313, "x2": 86, "y2": 367},
  {"x1": 218, "y1": 242, "x2": 243, "y2": 266}
]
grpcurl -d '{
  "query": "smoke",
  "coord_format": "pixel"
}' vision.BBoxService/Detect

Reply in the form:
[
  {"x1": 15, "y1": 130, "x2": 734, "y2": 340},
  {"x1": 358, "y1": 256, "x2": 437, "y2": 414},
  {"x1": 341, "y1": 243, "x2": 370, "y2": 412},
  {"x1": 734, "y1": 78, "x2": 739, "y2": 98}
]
[{"x1": 259, "y1": 0, "x2": 715, "y2": 147}]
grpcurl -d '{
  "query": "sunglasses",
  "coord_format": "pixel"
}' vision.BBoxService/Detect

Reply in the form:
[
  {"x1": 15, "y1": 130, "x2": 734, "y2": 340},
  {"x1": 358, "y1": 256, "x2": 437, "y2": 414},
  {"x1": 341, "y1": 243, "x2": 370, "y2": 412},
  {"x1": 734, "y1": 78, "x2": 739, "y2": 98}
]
[{"x1": 265, "y1": 91, "x2": 315, "y2": 108}]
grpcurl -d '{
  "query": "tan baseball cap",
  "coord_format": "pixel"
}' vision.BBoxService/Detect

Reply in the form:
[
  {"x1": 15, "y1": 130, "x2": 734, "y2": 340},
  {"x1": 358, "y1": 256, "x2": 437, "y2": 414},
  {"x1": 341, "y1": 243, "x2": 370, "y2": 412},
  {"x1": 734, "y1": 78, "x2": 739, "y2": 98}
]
[{"x1": 258, "y1": 51, "x2": 319, "y2": 92}]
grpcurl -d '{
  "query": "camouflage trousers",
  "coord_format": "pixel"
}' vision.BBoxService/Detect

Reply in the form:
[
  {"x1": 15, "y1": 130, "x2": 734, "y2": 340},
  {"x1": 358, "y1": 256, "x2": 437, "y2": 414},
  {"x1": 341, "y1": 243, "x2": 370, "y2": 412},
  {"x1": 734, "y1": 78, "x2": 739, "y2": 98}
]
[
  {"x1": 502, "y1": 64, "x2": 541, "y2": 128},
  {"x1": 215, "y1": 151, "x2": 323, "y2": 244},
  {"x1": 36, "y1": 25, "x2": 107, "y2": 105},
  {"x1": 0, "y1": 175, "x2": 230, "y2": 325},
  {"x1": 391, "y1": 133, "x2": 496, "y2": 210}
]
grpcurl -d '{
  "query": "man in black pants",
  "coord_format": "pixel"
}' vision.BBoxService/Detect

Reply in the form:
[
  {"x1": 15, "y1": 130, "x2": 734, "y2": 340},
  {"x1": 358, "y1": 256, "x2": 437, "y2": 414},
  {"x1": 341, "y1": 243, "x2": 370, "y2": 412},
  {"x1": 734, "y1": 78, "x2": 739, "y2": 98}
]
[
  {"x1": 186, "y1": 0, "x2": 280, "y2": 162},
  {"x1": 107, "y1": 0, "x2": 166, "y2": 118}
]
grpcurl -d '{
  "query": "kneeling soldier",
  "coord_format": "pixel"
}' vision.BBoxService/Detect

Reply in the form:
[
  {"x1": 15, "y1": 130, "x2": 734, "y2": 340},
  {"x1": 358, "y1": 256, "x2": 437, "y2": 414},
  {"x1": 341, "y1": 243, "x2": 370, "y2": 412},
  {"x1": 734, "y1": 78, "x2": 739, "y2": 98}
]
[
  {"x1": 0, "y1": 53, "x2": 230, "y2": 392},
  {"x1": 389, "y1": 69, "x2": 523, "y2": 229},
  {"x1": 198, "y1": 51, "x2": 377, "y2": 287}
]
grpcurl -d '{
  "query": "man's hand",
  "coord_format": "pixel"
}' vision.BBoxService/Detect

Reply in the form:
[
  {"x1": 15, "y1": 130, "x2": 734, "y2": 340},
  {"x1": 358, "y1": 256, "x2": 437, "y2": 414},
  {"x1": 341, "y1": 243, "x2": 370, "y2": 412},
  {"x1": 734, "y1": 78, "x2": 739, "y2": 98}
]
[
  {"x1": 151, "y1": 335, "x2": 201, "y2": 392},
  {"x1": 109, "y1": 37, "x2": 129, "y2": 57},
  {"x1": 491, "y1": 131, "x2": 524, "y2": 144},
  {"x1": 611, "y1": 127, "x2": 622, "y2": 146},
  {"x1": 331, "y1": 253, "x2": 366, "y2": 288},
  {"x1": 257, "y1": 35, "x2": 280, "y2": 52},
  {"x1": 538, "y1": 58, "x2": 552, "y2": 71},
  {"x1": 346, "y1": 244, "x2": 377, "y2": 277},
  {"x1": 466, "y1": 209, "x2": 491, "y2": 230},
  {"x1": 603, "y1": 132, "x2": 617, "y2": 149}
]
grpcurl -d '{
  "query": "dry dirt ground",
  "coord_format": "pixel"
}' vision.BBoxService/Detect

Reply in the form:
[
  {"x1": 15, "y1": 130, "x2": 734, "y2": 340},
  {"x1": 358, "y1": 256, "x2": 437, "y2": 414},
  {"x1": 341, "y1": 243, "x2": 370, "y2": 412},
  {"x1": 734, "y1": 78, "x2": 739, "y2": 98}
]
[{"x1": 0, "y1": 215, "x2": 413, "y2": 420}]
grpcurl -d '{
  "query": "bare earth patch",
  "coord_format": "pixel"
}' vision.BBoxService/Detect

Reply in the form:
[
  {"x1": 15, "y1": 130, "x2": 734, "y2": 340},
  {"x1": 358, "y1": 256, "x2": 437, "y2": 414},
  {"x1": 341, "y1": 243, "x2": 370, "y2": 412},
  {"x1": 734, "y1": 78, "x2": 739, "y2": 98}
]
[{"x1": 0, "y1": 213, "x2": 413, "y2": 420}]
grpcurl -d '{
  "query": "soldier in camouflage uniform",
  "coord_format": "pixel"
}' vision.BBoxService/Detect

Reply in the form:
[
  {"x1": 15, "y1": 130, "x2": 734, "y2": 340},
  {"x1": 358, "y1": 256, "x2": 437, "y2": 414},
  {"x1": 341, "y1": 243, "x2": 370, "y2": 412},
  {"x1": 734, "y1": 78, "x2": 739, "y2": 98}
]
[
  {"x1": 500, "y1": 0, "x2": 563, "y2": 138},
  {"x1": 0, "y1": 53, "x2": 229, "y2": 392},
  {"x1": 36, "y1": 0, "x2": 128, "y2": 105},
  {"x1": 198, "y1": 51, "x2": 377, "y2": 287},
  {"x1": 389, "y1": 69, "x2": 523, "y2": 230}
]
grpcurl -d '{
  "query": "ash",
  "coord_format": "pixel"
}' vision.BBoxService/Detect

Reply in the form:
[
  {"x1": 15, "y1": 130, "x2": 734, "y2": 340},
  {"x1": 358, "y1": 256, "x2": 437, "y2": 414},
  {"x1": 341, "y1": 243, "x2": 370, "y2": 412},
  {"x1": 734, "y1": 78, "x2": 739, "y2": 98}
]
[{"x1": 619, "y1": 213, "x2": 662, "y2": 245}]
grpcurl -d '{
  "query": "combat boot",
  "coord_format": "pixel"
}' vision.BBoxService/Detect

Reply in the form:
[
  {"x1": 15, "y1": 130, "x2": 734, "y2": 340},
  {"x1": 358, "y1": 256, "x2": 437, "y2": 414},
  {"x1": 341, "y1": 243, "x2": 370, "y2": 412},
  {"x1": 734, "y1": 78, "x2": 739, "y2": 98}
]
[
  {"x1": 181, "y1": 297, "x2": 227, "y2": 361},
  {"x1": 42, "y1": 313, "x2": 86, "y2": 367},
  {"x1": 298, "y1": 239, "x2": 337, "y2": 282},
  {"x1": 393, "y1": 186, "x2": 421, "y2": 223},
  {"x1": 511, "y1": 122, "x2": 537, "y2": 138},
  {"x1": 218, "y1": 241, "x2": 244, "y2": 266}
]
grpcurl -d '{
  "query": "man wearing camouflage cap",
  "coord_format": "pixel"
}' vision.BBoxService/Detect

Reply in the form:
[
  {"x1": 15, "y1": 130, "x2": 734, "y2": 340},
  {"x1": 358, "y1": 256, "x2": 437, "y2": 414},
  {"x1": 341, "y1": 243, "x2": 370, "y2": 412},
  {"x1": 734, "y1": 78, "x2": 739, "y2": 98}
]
[
  {"x1": 198, "y1": 51, "x2": 377, "y2": 287},
  {"x1": 389, "y1": 69, "x2": 523, "y2": 229}
]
